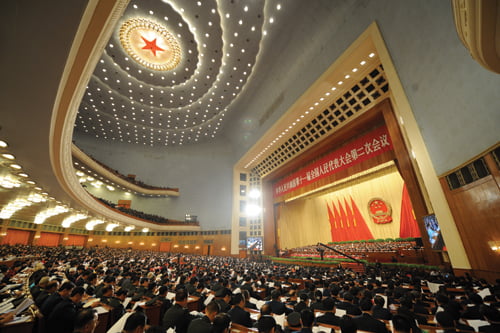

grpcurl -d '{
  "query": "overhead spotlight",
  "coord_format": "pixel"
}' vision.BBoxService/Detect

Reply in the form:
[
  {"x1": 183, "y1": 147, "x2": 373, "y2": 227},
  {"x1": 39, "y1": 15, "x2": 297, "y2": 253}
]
[
  {"x1": 245, "y1": 204, "x2": 262, "y2": 217},
  {"x1": 249, "y1": 189, "x2": 261, "y2": 199}
]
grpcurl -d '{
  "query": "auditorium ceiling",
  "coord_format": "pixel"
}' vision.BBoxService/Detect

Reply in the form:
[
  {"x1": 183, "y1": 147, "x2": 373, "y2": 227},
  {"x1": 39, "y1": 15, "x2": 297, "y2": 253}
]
[
  {"x1": 2, "y1": 0, "x2": 348, "y2": 231},
  {"x1": 74, "y1": 0, "x2": 283, "y2": 147}
]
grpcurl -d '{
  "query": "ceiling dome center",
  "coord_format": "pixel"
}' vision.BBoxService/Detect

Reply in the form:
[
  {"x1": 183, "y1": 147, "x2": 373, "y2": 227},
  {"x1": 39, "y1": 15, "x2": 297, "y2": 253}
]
[{"x1": 119, "y1": 18, "x2": 182, "y2": 71}]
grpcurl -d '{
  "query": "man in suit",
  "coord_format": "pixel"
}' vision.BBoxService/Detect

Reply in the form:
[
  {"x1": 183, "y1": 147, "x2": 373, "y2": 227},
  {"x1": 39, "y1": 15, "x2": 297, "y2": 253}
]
[
  {"x1": 294, "y1": 293, "x2": 309, "y2": 313},
  {"x1": 336, "y1": 292, "x2": 361, "y2": 316},
  {"x1": 46, "y1": 286, "x2": 86, "y2": 333},
  {"x1": 73, "y1": 308, "x2": 99, "y2": 333},
  {"x1": 267, "y1": 290, "x2": 293, "y2": 315},
  {"x1": 123, "y1": 311, "x2": 147, "y2": 333},
  {"x1": 316, "y1": 297, "x2": 342, "y2": 326},
  {"x1": 214, "y1": 287, "x2": 232, "y2": 313},
  {"x1": 296, "y1": 309, "x2": 315, "y2": 333},
  {"x1": 145, "y1": 285, "x2": 172, "y2": 318},
  {"x1": 372, "y1": 295, "x2": 392, "y2": 320},
  {"x1": 228, "y1": 293, "x2": 254, "y2": 327},
  {"x1": 162, "y1": 289, "x2": 196, "y2": 333},
  {"x1": 353, "y1": 299, "x2": 388, "y2": 333},
  {"x1": 40, "y1": 281, "x2": 75, "y2": 317},
  {"x1": 462, "y1": 293, "x2": 484, "y2": 320},
  {"x1": 479, "y1": 306, "x2": 500, "y2": 333},
  {"x1": 258, "y1": 315, "x2": 278, "y2": 333},
  {"x1": 187, "y1": 301, "x2": 220, "y2": 333},
  {"x1": 35, "y1": 279, "x2": 59, "y2": 308},
  {"x1": 100, "y1": 285, "x2": 127, "y2": 321}
]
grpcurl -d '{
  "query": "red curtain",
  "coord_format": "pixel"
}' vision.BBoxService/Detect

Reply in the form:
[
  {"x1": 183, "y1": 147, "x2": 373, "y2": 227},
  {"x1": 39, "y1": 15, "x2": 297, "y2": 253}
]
[
  {"x1": 2, "y1": 229, "x2": 31, "y2": 245},
  {"x1": 159, "y1": 242, "x2": 171, "y2": 252},
  {"x1": 399, "y1": 183, "x2": 421, "y2": 238},
  {"x1": 66, "y1": 235, "x2": 86, "y2": 246},
  {"x1": 38, "y1": 232, "x2": 61, "y2": 246}
]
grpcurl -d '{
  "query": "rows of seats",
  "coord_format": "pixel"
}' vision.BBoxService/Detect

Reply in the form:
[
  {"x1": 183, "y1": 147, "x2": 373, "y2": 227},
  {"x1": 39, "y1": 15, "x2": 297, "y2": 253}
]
[{"x1": 0, "y1": 244, "x2": 498, "y2": 333}]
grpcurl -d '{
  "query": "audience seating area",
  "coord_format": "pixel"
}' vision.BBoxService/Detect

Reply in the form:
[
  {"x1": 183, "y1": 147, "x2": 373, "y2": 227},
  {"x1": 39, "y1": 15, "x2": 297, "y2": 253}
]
[
  {"x1": 78, "y1": 151, "x2": 178, "y2": 193},
  {"x1": 94, "y1": 196, "x2": 197, "y2": 226},
  {"x1": 0, "y1": 244, "x2": 498, "y2": 333}
]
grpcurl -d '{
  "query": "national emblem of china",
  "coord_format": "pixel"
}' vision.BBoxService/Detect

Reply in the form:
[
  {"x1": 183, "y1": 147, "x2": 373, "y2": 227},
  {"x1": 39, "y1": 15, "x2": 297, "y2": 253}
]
[
  {"x1": 119, "y1": 18, "x2": 182, "y2": 71},
  {"x1": 368, "y1": 198, "x2": 393, "y2": 224}
]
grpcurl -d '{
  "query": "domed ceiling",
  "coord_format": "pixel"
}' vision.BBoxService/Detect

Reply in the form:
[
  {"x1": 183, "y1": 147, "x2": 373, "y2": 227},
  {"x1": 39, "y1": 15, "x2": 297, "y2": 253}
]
[{"x1": 74, "y1": 0, "x2": 282, "y2": 147}]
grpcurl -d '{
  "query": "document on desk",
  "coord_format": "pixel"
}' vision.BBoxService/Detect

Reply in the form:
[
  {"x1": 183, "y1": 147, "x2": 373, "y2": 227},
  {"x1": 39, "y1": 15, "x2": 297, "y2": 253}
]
[
  {"x1": 14, "y1": 298, "x2": 33, "y2": 315},
  {"x1": 107, "y1": 312, "x2": 131, "y2": 333}
]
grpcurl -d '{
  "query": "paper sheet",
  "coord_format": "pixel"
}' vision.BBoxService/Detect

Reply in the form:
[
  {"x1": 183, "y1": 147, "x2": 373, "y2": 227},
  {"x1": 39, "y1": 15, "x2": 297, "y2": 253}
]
[
  {"x1": 426, "y1": 281, "x2": 443, "y2": 294},
  {"x1": 204, "y1": 294, "x2": 215, "y2": 306},
  {"x1": 107, "y1": 312, "x2": 132, "y2": 333}
]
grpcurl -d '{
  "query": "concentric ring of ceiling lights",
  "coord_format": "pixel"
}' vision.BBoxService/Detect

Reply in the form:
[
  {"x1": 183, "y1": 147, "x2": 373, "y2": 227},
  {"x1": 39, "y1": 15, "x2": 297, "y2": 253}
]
[{"x1": 119, "y1": 18, "x2": 182, "y2": 71}]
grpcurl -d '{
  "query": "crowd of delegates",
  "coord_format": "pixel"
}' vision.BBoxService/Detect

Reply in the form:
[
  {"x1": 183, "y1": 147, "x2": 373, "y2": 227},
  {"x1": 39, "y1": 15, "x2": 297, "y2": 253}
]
[
  {"x1": 94, "y1": 196, "x2": 191, "y2": 225},
  {"x1": 79, "y1": 151, "x2": 177, "y2": 192},
  {"x1": 0, "y1": 244, "x2": 499, "y2": 333},
  {"x1": 287, "y1": 240, "x2": 418, "y2": 259}
]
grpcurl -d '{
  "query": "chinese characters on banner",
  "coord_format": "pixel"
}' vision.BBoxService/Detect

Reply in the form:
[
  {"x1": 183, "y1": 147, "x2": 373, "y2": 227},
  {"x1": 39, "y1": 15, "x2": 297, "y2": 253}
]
[{"x1": 273, "y1": 125, "x2": 394, "y2": 198}]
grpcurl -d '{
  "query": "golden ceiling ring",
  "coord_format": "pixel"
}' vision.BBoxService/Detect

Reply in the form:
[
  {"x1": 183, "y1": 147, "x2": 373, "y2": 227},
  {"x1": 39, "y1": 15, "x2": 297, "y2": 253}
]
[{"x1": 119, "y1": 18, "x2": 182, "y2": 71}]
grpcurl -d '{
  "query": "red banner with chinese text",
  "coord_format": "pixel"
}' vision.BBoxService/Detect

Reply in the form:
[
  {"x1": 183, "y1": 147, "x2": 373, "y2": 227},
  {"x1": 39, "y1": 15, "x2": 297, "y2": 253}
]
[{"x1": 273, "y1": 125, "x2": 393, "y2": 197}]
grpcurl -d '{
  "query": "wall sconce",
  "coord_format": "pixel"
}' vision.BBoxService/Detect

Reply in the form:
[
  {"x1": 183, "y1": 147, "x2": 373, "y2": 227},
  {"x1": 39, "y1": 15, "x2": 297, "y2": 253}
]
[{"x1": 488, "y1": 241, "x2": 500, "y2": 252}]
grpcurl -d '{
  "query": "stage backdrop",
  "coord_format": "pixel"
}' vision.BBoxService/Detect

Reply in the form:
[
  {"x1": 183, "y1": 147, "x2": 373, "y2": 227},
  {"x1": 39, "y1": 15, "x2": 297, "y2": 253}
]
[{"x1": 277, "y1": 163, "x2": 420, "y2": 249}]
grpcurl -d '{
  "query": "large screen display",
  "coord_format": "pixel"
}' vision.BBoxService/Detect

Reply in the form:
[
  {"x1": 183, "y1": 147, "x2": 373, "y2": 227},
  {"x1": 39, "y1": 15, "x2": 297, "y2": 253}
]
[
  {"x1": 423, "y1": 214, "x2": 445, "y2": 250},
  {"x1": 246, "y1": 237, "x2": 263, "y2": 251}
]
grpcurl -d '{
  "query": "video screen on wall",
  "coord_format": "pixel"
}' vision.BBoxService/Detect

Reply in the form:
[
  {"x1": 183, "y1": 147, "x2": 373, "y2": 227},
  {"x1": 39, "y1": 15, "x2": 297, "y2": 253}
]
[
  {"x1": 247, "y1": 237, "x2": 263, "y2": 251},
  {"x1": 423, "y1": 214, "x2": 446, "y2": 251}
]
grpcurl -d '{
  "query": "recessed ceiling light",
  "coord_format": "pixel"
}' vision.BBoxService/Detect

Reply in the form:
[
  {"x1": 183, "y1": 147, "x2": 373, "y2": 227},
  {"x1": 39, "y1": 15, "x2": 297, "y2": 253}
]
[{"x1": 2, "y1": 153, "x2": 15, "y2": 160}]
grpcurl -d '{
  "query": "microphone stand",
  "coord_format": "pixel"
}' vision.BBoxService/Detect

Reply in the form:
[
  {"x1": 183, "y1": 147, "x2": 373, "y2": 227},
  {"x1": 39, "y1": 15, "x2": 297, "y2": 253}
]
[{"x1": 316, "y1": 242, "x2": 367, "y2": 269}]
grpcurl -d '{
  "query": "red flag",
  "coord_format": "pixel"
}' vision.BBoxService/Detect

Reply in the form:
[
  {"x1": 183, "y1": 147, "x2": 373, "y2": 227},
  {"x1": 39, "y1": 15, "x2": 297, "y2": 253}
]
[
  {"x1": 348, "y1": 196, "x2": 374, "y2": 240},
  {"x1": 399, "y1": 183, "x2": 421, "y2": 238},
  {"x1": 326, "y1": 202, "x2": 337, "y2": 240},
  {"x1": 344, "y1": 197, "x2": 353, "y2": 228},
  {"x1": 332, "y1": 200, "x2": 347, "y2": 242}
]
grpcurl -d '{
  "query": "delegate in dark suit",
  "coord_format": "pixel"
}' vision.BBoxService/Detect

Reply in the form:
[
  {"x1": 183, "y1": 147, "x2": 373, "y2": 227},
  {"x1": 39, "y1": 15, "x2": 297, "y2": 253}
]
[
  {"x1": 46, "y1": 298, "x2": 80, "y2": 333},
  {"x1": 372, "y1": 304, "x2": 393, "y2": 320},
  {"x1": 316, "y1": 312, "x2": 342, "y2": 326},
  {"x1": 228, "y1": 306, "x2": 253, "y2": 327},
  {"x1": 353, "y1": 313, "x2": 388, "y2": 333},
  {"x1": 162, "y1": 303, "x2": 195, "y2": 333},
  {"x1": 187, "y1": 315, "x2": 212, "y2": 333}
]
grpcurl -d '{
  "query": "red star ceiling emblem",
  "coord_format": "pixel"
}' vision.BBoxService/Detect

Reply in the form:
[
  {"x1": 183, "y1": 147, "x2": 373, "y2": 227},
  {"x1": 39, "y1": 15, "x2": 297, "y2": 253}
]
[{"x1": 141, "y1": 36, "x2": 165, "y2": 56}]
